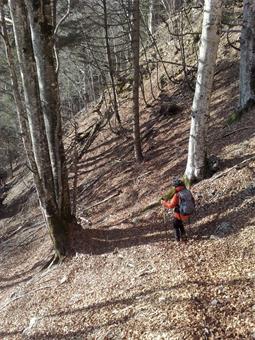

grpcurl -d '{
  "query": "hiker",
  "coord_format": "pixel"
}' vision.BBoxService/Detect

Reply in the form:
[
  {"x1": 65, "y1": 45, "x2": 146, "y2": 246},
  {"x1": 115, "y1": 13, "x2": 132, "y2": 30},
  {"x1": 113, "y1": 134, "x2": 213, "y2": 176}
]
[{"x1": 161, "y1": 178, "x2": 195, "y2": 242}]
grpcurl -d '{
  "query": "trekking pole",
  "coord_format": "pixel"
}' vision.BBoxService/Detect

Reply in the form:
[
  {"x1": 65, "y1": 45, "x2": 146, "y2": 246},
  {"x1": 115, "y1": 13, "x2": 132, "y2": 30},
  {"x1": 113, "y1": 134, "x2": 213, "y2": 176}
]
[
  {"x1": 161, "y1": 206, "x2": 169, "y2": 239},
  {"x1": 187, "y1": 216, "x2": 191, "y2": 239}
]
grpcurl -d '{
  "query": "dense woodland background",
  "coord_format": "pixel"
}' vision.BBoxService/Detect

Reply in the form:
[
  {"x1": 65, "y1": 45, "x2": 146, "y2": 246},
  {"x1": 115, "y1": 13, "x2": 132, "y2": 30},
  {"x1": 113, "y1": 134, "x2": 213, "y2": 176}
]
[{"x1": 0, "y1": 0, "x2": 255, "y2": 339}]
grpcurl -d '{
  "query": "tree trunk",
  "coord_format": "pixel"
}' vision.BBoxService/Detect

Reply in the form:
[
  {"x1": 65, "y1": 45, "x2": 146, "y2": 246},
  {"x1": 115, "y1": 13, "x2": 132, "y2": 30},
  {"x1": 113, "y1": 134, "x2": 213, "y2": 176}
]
[
  {"x1": 102, "y1": 0, "x2": 121, "y2": 125},
  {"x1": 148, "y1": 0, "x2": 153, "y2": 34},
  {"x1": 89, "y1": 65, "x2": 96, "y2": 102},
  {"x1": 9, "y1": 0, "x2": 56, "y2": 197},
  {"x1": 71, "y1": 121, "x2": 79, "y2": 216},
  {"x1": 239, "y1": 0, "x2": 255, "y2": 110},
  {"x1": 143, "y1": 0, "x2": 154, "y2": 35},
  {"x1": 185, "y1": 0, "x2": 223, "y2": 182},
  {"x1": 132, "y1": 0, "x2": 143, "y2": 162},
  {"x1": 8, "y1": 0, "x2": 73, "y2": 258},
  {"x1": 0, "y1": 0, "x2": 39, "y2": 181},
  {"x1": 25, "y1": 0, "x2": 71, "y2": 220}
]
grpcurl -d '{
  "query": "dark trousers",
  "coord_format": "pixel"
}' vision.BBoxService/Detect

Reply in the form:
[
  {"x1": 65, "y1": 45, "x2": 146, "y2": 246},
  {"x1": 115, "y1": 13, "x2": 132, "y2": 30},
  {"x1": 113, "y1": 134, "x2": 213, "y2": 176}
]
[{"x1": 173, "y1": 218, "x2": 186, "y2": 241}]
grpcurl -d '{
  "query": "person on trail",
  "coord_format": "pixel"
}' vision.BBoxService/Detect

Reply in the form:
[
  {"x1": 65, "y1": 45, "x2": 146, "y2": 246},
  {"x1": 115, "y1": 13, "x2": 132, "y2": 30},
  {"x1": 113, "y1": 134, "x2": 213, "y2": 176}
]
[{"x1": 161, "y1": 179, "x2": 195, "y2": 242}]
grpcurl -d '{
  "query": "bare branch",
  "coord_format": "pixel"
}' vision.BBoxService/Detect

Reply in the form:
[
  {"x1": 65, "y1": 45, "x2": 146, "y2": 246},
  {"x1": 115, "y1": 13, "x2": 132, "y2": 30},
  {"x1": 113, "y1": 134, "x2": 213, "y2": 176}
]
[
  {"x1": 222, "y1": 127, "x2": 254, "y2": 138},
  {"x1": 84, "y1": 190, "x2": 121, "y2": 211},
  {"x1": 0, "y1": 16, "x2": 13, "y2": 25},
  {"x1": 54, "y1": 0, "x2": 71, "y2": 73},
  {"x1": 54, "y1": 0, "x2": 71, "y2": 36}
]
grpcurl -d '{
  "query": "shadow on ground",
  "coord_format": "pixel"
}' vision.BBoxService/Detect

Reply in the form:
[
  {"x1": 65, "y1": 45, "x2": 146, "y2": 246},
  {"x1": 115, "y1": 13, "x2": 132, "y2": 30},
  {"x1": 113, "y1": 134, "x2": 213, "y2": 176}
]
[{"x1": 1, "y1": 276, "x2": 253, "y2": 339}]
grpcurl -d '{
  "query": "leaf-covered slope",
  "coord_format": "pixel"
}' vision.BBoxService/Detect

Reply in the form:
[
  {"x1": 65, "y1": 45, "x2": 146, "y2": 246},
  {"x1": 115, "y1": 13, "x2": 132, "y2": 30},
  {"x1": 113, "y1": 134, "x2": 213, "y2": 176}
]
[{"x1": 0, "y1": 7, "x2": 255, "y2": 339}]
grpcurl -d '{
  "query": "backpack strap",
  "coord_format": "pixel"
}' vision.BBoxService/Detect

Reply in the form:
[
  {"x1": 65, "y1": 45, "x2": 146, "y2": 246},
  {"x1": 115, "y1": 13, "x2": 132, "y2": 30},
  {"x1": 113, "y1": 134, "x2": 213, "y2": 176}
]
[{"x1": 174, "y1": 192, "x2": 180, "y2": 213}]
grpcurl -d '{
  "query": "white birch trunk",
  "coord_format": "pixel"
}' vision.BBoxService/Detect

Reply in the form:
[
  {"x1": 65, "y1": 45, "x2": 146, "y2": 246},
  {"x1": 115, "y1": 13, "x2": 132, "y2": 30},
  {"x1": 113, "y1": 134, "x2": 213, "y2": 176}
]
[
  {"x1": 185, "y1": 0, "x2": 223, "y2": 182},
  {"x1": 239, "y1": 0, "x2": 255, "y2": 110},
  {"x1": 148, "y1": 0, "x2": 153, "y2": 34}
]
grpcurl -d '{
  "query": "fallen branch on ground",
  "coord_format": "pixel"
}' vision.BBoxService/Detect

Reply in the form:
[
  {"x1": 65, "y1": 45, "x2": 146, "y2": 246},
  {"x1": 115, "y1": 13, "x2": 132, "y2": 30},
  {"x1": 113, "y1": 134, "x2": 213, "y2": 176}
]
[
  {"x1": 223, "y1": 126, "x2": 255, "y2": 138},
  {"x1": 0, "y1": 285, "x2": 52, "y2": 311},
  {"x1": 2, "y1": 225, "x2": 23, "y2": 241},
  {"x1": 1, "y1": 222, "x2": 44, "y2": 246},
  {"x1": 78, "y1": 109, "x2": 114, "y2": 159},
  {"x1": 84, "y1": 190, "x2": 121, "y2": 211},
  {"x1": 209, "y1": 155, "x2": 255, "y2": 182}
]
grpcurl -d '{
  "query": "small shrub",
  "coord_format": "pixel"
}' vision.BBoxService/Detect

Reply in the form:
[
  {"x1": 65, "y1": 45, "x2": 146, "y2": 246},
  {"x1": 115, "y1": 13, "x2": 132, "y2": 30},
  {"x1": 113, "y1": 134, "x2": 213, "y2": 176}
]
[{"x1": 226, "y1": 110, "x2": 242, "y2": 125}]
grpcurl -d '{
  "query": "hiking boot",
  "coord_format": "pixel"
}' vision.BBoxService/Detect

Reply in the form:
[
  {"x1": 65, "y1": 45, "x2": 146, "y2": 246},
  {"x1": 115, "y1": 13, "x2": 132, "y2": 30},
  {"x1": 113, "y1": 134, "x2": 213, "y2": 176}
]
[{"x1": 181, "y1": 234, "x2": 188, "y2": 242}]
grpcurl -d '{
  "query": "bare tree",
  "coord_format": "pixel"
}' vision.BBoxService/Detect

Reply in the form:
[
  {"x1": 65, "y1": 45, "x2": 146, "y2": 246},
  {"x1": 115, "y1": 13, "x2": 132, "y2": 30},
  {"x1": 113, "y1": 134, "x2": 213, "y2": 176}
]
[
  {"x1": 185, "y1": 0, "x2": 223, "y2": 182},
  {"x1": 102, "y1": 0, "x2": 121, "y2": 124},
  {"x1": 7, "y1": 0, "x2": 75, "y2": 260},
  {"x1": 0, "y1": 0, "x2": 38, "y2": 179},
  {"x1": 132, "y1": 0, "x2": 143, "y2": 162},
  {"x1": 239, "y1": 0, "x2": 255, "y2": 111}
]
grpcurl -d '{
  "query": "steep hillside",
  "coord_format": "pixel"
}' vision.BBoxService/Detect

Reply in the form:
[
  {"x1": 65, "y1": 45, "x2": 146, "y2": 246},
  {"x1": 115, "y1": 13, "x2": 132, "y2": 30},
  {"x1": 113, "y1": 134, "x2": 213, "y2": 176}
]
[{"x1": 0, "y1": 10, "x2": 255, "y2": 340}]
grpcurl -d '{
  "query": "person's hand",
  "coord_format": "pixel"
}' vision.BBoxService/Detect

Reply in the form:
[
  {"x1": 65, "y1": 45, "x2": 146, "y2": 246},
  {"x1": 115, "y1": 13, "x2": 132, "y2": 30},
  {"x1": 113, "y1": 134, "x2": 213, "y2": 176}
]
[{"x1": 161, "y1": 199, "x2": 166, "y2": 206}]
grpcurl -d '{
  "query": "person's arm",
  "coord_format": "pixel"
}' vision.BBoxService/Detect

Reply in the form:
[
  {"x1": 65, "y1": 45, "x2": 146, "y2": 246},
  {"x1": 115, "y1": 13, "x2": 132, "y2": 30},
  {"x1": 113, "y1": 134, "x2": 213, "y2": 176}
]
[{"x1": 161, "y1": 193, "x2": 178, "y2": 209}]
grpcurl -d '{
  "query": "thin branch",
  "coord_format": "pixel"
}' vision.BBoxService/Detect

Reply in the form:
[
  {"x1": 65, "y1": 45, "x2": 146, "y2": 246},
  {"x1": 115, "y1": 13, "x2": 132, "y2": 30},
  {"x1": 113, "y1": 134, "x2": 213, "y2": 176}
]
[
  {"x1": 222, "y1": 127, "x2": 254, "y2": 138},
  {"x1": 226, "y1": 29, "x2": 240, "y2": 51},
  {"x1": 54, "y1": 0, "x2": 71, "y2": 73},
  {"x1": 84, "y1": 190, "x2": 121, "y2": 211},
  {"x1": 222, "y1": 29, "x2": 241, "y2": 33},
  {"x1": 0, "y1": 16, "x2": 13, "y2": 25},
  {"x1": 160, "y1": 15, "x2": 200, "y2": 37},
  {"x1": 54, "y1": 0, "x2": 71, "y2": 36},
  {"x1": 150, "y1": 59, "x2": 196, "y2": 69}
]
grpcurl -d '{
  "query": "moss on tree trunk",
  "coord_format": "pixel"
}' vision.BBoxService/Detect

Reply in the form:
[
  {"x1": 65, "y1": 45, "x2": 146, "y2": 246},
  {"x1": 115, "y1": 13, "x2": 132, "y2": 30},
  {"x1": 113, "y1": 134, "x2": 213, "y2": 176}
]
[{"x1": 47, "y1": 213, "x2": 74, "y2": 258}]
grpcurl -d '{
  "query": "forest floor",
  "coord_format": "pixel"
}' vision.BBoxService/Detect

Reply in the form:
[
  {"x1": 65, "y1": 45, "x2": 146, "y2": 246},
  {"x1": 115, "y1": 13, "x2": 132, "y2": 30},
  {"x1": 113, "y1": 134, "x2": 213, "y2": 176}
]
[{"x1": 0, "y1": 17, "x2": 255, "y2": 340}]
